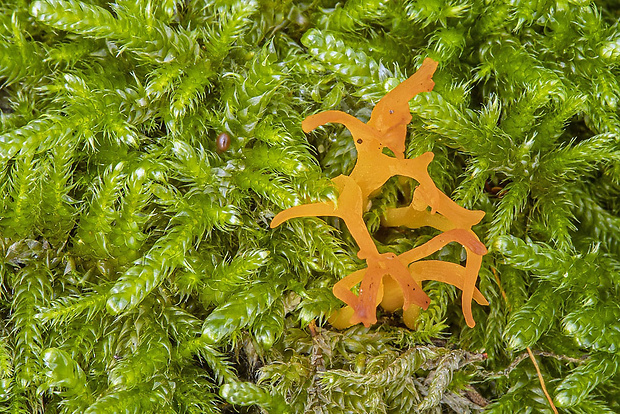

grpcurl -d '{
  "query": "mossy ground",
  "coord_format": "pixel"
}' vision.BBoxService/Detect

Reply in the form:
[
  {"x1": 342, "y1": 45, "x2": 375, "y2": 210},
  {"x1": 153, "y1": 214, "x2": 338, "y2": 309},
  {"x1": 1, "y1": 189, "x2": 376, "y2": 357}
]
[{"x1": 1, "y1": 1, "x2": 620, "y2": 413}]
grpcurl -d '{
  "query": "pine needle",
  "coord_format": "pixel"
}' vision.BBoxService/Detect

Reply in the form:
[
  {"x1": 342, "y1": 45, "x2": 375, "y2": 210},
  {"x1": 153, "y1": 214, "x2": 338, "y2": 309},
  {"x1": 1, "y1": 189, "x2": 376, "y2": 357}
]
[{"x1": 527, "y1": 347, "x2": 558, "y2": 414}]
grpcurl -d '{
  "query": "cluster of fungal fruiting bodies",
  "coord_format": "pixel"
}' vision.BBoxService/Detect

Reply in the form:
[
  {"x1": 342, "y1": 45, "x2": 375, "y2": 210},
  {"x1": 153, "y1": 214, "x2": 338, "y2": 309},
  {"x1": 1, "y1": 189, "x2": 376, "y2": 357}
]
[{"x1": 271, "y1": 58, "x2": 488, "y2": 329}]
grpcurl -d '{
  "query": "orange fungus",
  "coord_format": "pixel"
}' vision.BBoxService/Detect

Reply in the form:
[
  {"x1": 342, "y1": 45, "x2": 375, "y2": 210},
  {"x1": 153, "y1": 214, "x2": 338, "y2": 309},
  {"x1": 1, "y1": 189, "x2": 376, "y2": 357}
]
[{"x1": 271, "y1": 58, "x2": 488, "y2": 329}]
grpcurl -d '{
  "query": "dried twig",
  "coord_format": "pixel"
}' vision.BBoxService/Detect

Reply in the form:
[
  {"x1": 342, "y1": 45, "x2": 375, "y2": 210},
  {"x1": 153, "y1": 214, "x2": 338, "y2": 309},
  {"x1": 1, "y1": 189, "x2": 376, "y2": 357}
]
[{"x1": 484, "y1": 349, "x2": 587, "y2": 378}]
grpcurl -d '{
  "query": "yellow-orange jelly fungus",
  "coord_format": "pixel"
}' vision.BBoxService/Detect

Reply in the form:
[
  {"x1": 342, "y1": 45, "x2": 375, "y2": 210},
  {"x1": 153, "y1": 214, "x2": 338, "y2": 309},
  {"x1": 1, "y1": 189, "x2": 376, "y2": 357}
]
[{"x1": 270, "y1": 58, "x2": 488, "y2": 329}]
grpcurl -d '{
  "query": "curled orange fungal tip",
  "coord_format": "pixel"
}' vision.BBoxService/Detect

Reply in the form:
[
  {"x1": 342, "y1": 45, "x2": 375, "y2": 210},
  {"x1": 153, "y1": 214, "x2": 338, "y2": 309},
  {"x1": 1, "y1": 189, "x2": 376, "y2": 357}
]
[
  {"x1": 368, "y1": 58, "x2": 439, "y2": 155},
  {"x1": 272, "y1": 57, "x2": 488, "y2": 330}
]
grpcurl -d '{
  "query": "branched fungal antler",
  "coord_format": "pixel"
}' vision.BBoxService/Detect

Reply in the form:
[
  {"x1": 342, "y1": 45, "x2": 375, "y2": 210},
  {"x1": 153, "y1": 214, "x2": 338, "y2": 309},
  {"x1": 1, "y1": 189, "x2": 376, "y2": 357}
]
[{"x1": 271, "y1": 58, "x2": 488, "y2": 328}]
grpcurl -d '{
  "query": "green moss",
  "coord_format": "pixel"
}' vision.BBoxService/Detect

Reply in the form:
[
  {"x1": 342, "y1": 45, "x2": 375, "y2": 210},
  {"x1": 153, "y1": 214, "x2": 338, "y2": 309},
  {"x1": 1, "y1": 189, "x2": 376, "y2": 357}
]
[{"x1": 1, "y1": 0, "x2": 619, "y2": 412}]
